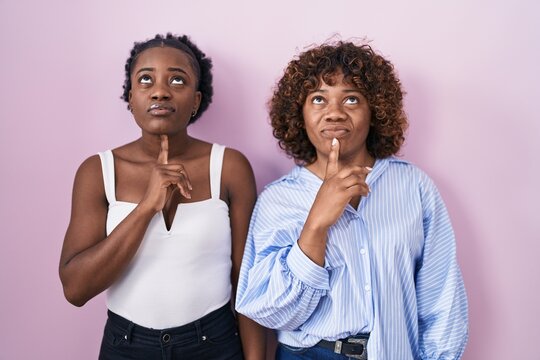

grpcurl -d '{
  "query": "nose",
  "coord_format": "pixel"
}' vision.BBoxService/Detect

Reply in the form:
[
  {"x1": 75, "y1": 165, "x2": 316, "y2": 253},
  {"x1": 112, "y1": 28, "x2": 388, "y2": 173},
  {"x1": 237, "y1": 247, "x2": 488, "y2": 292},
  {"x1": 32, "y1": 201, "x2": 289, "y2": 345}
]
[
  {"x1": 324, "y1": 101, "x2": 346, "y2": 122},
  {"x1": 151, "y1": 81, "x2": 171, "y2": 101}
]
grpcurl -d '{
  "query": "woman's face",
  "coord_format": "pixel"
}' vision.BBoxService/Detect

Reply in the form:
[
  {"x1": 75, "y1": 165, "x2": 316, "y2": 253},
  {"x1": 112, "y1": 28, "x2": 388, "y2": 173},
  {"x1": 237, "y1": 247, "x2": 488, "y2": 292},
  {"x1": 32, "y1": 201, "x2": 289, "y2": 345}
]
[
  {"x1": 129, "y1": 46, "x2": 201, "y2": 136},
  {"x1": 302, "y1": 71, "x2": 372, "y2": 163}
]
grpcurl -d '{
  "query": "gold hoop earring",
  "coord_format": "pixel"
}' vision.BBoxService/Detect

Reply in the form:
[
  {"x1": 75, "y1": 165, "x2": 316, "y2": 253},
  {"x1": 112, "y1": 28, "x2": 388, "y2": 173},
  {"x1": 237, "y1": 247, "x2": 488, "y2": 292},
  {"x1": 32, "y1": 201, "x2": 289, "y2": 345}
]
[{"x1": 191, "y1": 110, "x2": 197, "y2": 118}]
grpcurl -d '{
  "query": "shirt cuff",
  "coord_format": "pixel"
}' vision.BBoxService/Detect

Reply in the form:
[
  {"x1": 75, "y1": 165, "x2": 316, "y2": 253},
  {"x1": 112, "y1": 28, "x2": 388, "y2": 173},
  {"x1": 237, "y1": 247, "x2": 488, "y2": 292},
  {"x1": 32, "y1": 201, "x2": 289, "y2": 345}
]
[{"x1": 286, "y1": 241, "x2": 330, "y2": 290}]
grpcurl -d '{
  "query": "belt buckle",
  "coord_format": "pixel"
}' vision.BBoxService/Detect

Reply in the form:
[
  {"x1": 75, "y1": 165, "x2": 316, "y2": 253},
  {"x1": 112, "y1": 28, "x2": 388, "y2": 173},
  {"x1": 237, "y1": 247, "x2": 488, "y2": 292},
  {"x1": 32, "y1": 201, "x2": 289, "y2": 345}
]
[
  {"x1": 334, "y1": 339, "x2": 343, "y2": 354},
  {"x1": 346, "y1": 337, "x2": 368, "y2": 360}
]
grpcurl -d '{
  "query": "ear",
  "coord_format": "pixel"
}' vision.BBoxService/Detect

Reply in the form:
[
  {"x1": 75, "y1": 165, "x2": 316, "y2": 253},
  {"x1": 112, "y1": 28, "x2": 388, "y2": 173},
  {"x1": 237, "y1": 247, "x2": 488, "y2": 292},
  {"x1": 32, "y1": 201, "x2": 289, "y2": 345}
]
[
  {"x1": 128, "y1": 91, "x2": 133, "y2": 110},
  {"x1": 193, "y1": 91, "x2": 202, "y2": 113}
]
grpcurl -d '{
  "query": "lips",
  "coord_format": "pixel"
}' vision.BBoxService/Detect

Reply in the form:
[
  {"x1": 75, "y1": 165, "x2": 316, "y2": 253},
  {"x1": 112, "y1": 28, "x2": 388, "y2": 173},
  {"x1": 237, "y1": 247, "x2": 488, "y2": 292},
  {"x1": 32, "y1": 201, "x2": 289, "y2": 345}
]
[
  {"x1": 321, "y1": 126, "x2": 350, "y2": 138},
  {"x1": 148, "y1": 103, "x2": 175, "y2": 116}
]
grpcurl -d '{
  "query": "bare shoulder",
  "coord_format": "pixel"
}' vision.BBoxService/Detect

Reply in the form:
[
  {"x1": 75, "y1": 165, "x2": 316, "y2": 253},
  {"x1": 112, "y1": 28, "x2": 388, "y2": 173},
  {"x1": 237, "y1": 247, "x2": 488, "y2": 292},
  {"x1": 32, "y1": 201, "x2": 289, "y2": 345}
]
[
  {"x1": 75, "y1": 154, "x2": 103, "y2": 182},
  {"x1": 77, "y1": 154, "x2": 101, "y2": 174},
  {"x1": 72, "y1": 154, "x2": 106, "y2": 202},
  {"x1": 221, "y1": 147, "x2": 256, "y2": 201},
  {"x1": 222, "y1": 147, "x2": 255, "y2": 181}
]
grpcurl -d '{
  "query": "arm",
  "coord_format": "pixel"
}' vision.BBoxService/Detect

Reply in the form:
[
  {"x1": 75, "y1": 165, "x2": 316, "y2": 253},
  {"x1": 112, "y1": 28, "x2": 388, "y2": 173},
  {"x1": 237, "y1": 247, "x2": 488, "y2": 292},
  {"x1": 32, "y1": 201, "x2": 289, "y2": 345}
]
[
  {"x1": 236, "y1": 139, "x2": 370, "y2": 330},
  {"x1": 59, "y1": 155, "x2": 155, "y2": 306},
  {"x1": 297, "y1": 138, "x2": 370, "y2": 266},
  {"x1": 416, "y1": 176, "x2": 468, "y2": 359},
  {"x1": 59, "y1": 136, "x2": 191, "y2": 306},
  {"x1": 235, "y1": 197, "x2": 329, "y2": 331},
  {"x1": 223, "y1": 148, "x2": 267, "y2": 360}
]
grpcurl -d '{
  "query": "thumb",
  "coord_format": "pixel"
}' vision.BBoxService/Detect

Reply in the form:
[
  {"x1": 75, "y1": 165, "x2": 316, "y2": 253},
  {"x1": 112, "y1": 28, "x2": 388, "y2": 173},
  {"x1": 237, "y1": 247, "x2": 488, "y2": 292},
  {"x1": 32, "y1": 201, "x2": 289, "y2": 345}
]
[
  {"x1": 325, "y1": 138, "x2": 340, "y2": 178},
  {"x1": 158, "y1": 135, "x2": 169, "y2": 164}
]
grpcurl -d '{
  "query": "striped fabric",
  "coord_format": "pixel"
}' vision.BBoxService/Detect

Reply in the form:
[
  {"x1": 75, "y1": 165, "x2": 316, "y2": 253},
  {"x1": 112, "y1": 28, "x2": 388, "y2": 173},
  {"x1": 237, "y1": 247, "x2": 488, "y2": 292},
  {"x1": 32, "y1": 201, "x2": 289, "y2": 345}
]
[{"x1": 236, "y1": 157, "x2": 468, "y2": 359}]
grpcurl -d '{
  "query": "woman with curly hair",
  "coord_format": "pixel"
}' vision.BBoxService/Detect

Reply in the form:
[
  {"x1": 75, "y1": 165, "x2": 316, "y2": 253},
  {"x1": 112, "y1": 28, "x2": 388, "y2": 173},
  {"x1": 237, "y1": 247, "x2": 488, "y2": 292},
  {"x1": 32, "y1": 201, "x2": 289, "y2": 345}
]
[
  {"x1": 59, "y1": 34, "x2": 266, "y2": 359},
  {"x1": 236, "y1": 40, "x2": 468, "y2": 359}
]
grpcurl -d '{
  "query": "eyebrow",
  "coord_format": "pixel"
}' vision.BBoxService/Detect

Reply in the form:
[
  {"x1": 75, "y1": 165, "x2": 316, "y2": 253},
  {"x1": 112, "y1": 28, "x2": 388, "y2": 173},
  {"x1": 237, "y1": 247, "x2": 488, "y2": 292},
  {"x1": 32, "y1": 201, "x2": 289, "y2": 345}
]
[
  {"x1": 135, "y1": 67, "x2": 189, "y2": 75},
  {"x1": 168, "y1": 67, "x2": 188, "y2": 74}
]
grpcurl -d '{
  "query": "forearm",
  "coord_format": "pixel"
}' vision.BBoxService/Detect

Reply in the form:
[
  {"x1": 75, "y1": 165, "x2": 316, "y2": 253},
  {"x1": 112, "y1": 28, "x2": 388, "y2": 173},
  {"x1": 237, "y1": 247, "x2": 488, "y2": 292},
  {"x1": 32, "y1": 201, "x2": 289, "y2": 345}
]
[
  {"x1": 237, "y1": 313, "x2": 267, "y2": 360},
  {"x1": 297, "y1": 216, "x2": 330, "y2": 267},
  {"x1": 417, "y1": 226, "x2": 468, "y2": 357},
  {"x1": 236, "y1": 243, "x2": 329, "y2": 330},
  {"x1": 417, "y1": 269, "x2": 469, "y2": 359},
  {"x1": 60, "y1": 205, "x2": 155, "y2": 306}
]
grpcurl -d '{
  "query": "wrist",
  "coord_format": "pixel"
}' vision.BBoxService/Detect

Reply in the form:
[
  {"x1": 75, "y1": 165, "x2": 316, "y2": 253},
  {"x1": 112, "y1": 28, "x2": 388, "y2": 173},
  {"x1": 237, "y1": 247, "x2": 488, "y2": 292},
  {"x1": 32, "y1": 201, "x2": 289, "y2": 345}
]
[
  {"x1": 134, "y1": 202, "x2": 159, "y2": 218},
  {"x1": 298, "y1": 219, "x2": 329, "y2": 251},
  {"x1": 303, "y1": 216, "x2": 331, "y2": 235}
]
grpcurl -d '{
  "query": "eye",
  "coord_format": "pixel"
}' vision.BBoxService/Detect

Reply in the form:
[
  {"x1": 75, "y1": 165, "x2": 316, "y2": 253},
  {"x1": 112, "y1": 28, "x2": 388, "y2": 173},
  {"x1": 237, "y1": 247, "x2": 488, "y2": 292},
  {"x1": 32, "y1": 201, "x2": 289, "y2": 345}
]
[
  {"x1": 311, "y1": 96, "x2": 325, "y2": 105},
  {"x1": 138, "y1": 75, "x2": 152, "y2": 85},
  {"x1": 171, "y1": 77, "x2": 185, "y2": 85},
  {"x1": 345, "y1": 96, "x2": 359, "y2": 104}
]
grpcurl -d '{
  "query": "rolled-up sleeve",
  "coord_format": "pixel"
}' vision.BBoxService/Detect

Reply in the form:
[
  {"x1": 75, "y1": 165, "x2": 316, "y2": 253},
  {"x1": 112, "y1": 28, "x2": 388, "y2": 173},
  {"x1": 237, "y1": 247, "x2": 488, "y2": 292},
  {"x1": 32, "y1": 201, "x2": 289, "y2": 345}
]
[{"x1": 235, "y1": 191, "x2": 329, "y2": 331}]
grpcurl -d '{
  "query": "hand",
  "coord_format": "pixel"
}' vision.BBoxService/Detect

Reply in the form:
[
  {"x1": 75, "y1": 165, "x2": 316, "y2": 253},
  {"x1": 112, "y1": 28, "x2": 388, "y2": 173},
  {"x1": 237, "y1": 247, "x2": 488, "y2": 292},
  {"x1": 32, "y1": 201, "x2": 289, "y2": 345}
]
[
  {"x1": 140, "y1": 135, "x2": 193, "y2": 212},
  {"x1": 307, "y1": 138, "x2": 371, "y2": 229}
]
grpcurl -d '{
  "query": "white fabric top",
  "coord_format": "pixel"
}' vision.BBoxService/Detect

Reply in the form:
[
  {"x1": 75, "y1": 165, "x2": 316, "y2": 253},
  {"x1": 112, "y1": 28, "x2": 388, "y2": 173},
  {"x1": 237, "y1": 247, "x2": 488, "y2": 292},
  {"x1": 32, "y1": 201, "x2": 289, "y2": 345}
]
[{"x1": 98, "y1": 144, "x2": 232, "y2": 329}]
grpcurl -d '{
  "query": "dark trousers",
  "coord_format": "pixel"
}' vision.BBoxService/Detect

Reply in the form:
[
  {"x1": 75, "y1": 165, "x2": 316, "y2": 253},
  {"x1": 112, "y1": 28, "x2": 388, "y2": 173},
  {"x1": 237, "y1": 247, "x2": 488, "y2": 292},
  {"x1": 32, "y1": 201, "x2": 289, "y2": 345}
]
[{"x1": 99, "y1": 304, "x2": 243, "y2": 360}]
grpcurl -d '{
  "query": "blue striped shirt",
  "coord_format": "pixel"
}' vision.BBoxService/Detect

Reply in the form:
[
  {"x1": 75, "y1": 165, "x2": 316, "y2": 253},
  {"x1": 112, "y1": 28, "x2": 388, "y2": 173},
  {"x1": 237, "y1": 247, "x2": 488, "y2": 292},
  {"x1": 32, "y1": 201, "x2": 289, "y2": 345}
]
[{"x1": 236, "y1": 157, "x2": 468, "y2": 359}]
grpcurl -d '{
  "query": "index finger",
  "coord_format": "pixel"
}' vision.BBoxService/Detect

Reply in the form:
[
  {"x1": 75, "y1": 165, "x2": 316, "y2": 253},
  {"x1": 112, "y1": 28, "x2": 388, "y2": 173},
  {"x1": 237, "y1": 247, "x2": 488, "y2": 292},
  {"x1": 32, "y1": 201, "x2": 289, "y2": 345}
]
[
  {"x1": 325, "y1": 138, "x2": 340, "y2": 178},
  {"x1": 158, "y1": 135, "x2": 168, "y2": 164}
]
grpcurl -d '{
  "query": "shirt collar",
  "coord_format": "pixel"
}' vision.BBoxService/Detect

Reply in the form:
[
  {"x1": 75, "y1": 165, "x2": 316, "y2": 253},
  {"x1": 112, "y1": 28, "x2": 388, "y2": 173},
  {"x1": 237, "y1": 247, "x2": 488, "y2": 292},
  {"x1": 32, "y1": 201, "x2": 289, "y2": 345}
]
[{"x1": 293, "y1": 156, "x2": 403, "y2": 188}]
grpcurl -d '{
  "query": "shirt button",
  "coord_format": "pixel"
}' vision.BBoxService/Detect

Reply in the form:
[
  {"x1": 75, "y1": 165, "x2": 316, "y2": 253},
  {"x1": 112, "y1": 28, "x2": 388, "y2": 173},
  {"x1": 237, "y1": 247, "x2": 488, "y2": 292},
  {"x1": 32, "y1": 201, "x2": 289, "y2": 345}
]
[
  {"x1": 360, "y1": 248, "x2": 366, "y2": 255},
  {"x1": 365, "y1": 284, "x2": 371, "y2": 292}
]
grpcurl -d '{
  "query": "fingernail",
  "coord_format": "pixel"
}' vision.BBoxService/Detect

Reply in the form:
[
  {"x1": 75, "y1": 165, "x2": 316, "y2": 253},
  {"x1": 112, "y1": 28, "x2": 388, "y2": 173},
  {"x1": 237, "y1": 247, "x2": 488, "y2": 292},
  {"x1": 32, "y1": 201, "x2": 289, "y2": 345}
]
[
  {"x1": 188, "y1": 184, "x2": 193, "y2": 190},
  {"x1": 332, "y1": 138, "x2": 338, "y2": 146},
  {"x1": 366, "y1": 166, "x2": 373, "y2": 172}
]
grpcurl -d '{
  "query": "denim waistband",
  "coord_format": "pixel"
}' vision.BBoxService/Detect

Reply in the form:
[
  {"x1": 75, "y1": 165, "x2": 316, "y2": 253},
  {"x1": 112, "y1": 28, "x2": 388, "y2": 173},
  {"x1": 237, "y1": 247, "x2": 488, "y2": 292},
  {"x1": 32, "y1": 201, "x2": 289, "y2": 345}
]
[{"x1": 107, "y1": 303, "x2": 231, "y2": 337}]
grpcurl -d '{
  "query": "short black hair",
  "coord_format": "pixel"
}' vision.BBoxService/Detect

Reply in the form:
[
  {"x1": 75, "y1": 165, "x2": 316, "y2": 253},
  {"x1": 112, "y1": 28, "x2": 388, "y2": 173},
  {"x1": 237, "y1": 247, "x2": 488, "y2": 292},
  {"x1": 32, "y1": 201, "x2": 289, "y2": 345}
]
[{"x1": 121, "y1": 33, "x2": 213, "y2": 124}]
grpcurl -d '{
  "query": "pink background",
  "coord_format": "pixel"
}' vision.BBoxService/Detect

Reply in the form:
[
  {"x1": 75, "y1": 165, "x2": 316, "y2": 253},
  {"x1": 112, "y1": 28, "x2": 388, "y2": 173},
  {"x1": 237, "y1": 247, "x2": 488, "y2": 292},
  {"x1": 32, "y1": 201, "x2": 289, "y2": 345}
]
[{"x1": 1, "y1": 1, "x2": 539, "y2": 359}]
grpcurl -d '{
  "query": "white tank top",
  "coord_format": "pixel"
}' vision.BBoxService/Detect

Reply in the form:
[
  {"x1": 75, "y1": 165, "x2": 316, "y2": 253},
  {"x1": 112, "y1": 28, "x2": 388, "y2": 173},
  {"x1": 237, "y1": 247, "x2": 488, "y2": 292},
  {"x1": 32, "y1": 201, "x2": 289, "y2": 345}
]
[{"x1": 98, "y1": 144, "x2": 232, "y2": 329}]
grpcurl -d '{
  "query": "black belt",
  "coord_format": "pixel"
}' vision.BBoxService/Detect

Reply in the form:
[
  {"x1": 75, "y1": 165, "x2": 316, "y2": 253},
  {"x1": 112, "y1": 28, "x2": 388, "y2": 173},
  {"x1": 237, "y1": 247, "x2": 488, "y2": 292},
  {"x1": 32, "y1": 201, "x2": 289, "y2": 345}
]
[{"x1": 316, "y1": 334, "x2": 369, "y2": 360}]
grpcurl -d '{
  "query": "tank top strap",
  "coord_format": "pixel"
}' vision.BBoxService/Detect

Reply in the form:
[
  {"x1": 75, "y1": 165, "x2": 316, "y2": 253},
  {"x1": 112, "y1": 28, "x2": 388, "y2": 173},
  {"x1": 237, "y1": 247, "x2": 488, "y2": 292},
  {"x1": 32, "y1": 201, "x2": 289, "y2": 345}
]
[
  {"x1": 209, "y1": 144, "x2": 225, "y2": 199},
  {"x1": 97, "y1": 150, "x2": 116, "y2": 204}
]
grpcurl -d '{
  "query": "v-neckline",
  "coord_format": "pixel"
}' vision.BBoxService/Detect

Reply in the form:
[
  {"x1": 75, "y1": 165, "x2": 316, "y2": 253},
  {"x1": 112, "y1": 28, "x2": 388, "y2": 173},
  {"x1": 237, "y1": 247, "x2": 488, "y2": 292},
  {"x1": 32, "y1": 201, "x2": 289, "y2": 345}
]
[
  {"x1": 158, "y1": 198, "x2": 217, "y2": 234},
  {"x1": 162, "y1": 191, "x2": 180, "y2": 232},
  {"x1": 161, "y1": 204, "x2": 179, "y2": 233}
]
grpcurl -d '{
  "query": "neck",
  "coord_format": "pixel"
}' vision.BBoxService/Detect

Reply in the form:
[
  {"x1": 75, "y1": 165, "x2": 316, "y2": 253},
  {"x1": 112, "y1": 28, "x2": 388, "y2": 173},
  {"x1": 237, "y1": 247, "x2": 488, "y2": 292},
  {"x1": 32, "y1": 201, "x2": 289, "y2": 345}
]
[{"x1": 138, "y1": 131, "x2": 191, "y2": 160}]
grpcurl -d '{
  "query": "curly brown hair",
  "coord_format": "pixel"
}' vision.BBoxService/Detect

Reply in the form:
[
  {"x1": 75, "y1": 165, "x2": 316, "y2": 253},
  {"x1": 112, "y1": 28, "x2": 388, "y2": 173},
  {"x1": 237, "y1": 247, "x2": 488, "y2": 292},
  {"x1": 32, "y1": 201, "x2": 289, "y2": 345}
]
[{"x1": 269, "y1": 40, "x2": 408, "y2": 164}]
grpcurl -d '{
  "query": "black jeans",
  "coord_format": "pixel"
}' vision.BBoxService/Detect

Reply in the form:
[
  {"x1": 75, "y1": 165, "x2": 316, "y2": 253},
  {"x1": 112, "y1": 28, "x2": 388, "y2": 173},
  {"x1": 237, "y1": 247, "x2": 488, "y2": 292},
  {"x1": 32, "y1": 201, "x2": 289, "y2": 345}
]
[{"x1": 99, "y1": 304, "x2": 243, "y2": 360}]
